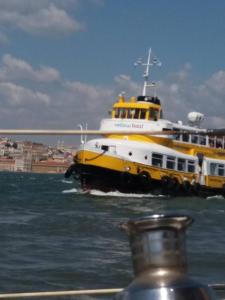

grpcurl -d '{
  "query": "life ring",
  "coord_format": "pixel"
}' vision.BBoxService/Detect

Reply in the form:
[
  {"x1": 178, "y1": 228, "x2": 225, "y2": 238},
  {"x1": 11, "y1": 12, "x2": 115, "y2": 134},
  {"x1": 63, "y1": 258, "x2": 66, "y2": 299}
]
[
  {"x1": 64, "y1": 164, "x2": 79, "y2": 179},
  {"x1": 138, "y1": 171, "x2": 151, "y2": 188},
  {"x1": 120, "y1": 172, "x2": 133, "y2": 187}
]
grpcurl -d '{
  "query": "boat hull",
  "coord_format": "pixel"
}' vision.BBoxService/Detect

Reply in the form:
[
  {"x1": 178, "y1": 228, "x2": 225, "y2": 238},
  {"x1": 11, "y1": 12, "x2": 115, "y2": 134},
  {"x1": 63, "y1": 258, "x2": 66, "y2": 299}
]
[{"x1": 66, "y1": 163, "x2": 224, "y2": 197}]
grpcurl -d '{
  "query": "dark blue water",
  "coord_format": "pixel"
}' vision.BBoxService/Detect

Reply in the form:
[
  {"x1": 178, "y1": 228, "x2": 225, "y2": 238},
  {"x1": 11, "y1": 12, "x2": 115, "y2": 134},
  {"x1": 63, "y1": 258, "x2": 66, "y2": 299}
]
[{"x1": 0, "y1": 172, "x2": 225, "y2": 297}]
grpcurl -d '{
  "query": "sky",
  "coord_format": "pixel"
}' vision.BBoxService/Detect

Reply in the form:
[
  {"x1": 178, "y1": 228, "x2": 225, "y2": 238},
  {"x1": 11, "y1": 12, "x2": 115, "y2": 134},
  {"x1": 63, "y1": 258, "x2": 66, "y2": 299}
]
[{"x1": 0, "y1": 0, "x2": 225, "y2": 144}]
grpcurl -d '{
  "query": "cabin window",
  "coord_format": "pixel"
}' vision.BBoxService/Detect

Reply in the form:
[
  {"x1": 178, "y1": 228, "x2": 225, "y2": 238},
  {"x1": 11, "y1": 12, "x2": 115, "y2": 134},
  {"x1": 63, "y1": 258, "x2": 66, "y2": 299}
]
[
  {"x1": 218, "y1": 164, "x2": 224, "y2": 176},
  {"x1": 210, "y1": 163, "x2": 217, "y2": 176},
  {"x1": 199, "y1": 136, "x2": 206, "y2": 146},
  {"x1": 209, "y1": 138, "x2": 215, "y2": 148},
  {"x1": 178, "y1": 158, "x2": 186, "y2": 171},
  {"x1": 216, "y1": 139, "x2": 223, "y2": 148},
  {"x1": 166, "y1": 156, "x2": 176, "y2": 169},
  {"x1": 187, "y1": 160, "x2": 195, "y2": 172},
  {"x1": 191, "y1": 135, "x2": 198, "y2": 144},
  {"x1": 182, "y1": 134, "x2": 189, "y2": 142},
  {"x1": 152, "y1": 153, "x2": 163, "y2": 167},
  {"x1": 149, "y1": 108, "x2": 158, "y2": 120}
]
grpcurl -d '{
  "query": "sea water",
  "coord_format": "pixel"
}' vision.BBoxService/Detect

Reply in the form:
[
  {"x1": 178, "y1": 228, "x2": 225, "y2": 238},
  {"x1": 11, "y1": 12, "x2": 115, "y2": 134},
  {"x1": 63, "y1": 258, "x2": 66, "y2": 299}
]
[{"x1": 0, "y1": 172, "x2": 225, "y2": 297}]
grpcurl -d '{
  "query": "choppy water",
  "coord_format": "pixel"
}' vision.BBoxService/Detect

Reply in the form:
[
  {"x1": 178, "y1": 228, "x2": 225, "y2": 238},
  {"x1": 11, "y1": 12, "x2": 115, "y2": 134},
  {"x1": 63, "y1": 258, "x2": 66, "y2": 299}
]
[{"x1": 0, "y1": 172, "x2": 225, "y2": 298}]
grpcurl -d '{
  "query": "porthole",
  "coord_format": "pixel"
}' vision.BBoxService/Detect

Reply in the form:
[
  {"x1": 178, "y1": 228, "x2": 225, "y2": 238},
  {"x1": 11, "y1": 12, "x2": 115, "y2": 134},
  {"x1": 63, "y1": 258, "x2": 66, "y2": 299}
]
[{"x1": 129, "y1": 152, "x2": 132, "y2": 156}]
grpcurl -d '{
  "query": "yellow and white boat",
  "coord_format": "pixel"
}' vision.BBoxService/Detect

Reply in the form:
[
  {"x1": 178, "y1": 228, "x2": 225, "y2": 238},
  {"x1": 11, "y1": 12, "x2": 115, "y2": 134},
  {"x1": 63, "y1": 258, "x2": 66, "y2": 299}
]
[{"x1": 65, "y1": 49, "x2": 225, "y2": 197}]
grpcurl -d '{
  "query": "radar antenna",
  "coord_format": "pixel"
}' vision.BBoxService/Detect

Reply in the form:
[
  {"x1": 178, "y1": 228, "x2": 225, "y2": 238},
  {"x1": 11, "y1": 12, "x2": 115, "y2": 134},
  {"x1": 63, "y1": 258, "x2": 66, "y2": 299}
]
[{"x1": 134, "y1": 48, "x2": 161, "y2": 96}]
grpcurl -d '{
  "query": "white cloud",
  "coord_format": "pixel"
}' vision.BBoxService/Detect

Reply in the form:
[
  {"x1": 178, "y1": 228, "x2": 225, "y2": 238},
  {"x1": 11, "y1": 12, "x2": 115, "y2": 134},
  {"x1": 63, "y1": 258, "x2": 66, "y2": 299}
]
[
  {"x1": 0, "y1": 82, "x2": 50, "y2": 106},
  {"x1": 201, "y1": 70, "x2": 225, "y2": 95},
  {"x1": 0, "y1": 0, "x2": 80, "y2": 12},
  {"x1": 114, "y1": 74, "x2": 141, "y2": 96},
  {"x1": 17, "y1": 4, "x2": 83, "y2": 35},
  {"x1": 0, "y1": 1, "x2": 83, "y2": 36},
  {"x1": 0, "y1": 54, "x2": 225, "y2": 134},
  {"x1": 63, "y1": 81, "x2": 114, "y2": 121},
  {"x1": 0, "y1": 54, "x2": 61, "y2": 83},
  {"x1": 112, "y1": 66, "x2": 225, "y2": 129}
]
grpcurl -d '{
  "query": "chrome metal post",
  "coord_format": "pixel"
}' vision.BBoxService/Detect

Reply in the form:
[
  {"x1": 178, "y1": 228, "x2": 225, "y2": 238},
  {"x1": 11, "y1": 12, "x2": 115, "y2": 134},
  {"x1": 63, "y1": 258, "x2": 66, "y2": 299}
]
[{"x1": 116, "y1": 214, "x2": 217, "y2": 300}]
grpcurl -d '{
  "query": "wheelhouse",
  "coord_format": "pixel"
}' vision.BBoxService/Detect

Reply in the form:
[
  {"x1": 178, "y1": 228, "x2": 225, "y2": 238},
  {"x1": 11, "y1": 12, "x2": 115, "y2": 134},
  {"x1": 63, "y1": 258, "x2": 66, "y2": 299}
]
[{"x1": 111, "y1": 94, "x2": 163, "y2": 121}]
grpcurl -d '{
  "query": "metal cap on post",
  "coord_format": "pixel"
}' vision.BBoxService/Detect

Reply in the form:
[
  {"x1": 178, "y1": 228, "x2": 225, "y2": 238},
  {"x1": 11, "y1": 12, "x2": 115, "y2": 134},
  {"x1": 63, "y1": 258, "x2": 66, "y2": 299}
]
[{"x1": 116, "y1": 214, "x2": 217, "y2": 300}]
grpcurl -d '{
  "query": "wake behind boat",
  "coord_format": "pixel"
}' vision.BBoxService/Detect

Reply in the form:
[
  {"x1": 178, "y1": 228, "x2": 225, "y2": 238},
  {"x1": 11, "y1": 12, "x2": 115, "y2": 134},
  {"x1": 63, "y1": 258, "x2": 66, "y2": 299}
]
[{"x1": 65, "y1": 48, "x2": 225, "y2": 197}]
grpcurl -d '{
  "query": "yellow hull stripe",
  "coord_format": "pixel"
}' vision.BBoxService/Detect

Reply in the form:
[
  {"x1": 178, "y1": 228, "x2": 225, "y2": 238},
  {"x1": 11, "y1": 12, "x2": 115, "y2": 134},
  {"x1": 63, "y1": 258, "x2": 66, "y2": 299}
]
[
  {"x1": 77, "y1": 149, "x2": 225, "y2": 189},
  {"x1": 77, "y1": 150, "x2": 193, "y2": 184}
]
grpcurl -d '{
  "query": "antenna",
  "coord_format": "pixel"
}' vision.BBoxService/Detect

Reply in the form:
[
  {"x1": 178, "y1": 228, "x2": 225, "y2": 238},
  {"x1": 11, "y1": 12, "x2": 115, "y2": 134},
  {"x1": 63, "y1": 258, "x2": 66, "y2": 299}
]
[{"x1": 134, "y1": 48, "x2": 161, "y2": 96}]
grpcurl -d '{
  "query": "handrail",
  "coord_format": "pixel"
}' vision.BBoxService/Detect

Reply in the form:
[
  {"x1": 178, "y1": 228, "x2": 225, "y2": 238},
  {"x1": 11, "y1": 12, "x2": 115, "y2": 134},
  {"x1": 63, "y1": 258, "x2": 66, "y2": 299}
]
[
  {"x1": 0, "y1": 288, "x2": 123, "y2": 299},
  {"x1": 0, "y1": 284, "x2": 225, "y2": 299},
  {"x1": 0, "y1": 129, "x2": 204, "y2": 136}
]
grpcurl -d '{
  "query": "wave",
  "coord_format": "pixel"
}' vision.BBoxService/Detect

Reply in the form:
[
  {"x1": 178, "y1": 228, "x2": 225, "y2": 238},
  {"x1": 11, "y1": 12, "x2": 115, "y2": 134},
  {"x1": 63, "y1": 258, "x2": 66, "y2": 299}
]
[
  {"x1": 62, "y1": 188, "x2": 78, "y2": 194},
  {"x1": 89, "y1": 189, "x2": 164, "y2": 198},
  {"x1": 61, "y1": 187, "x2": 165, "y2": 198},
  {"x1": 206, "y1": 195, "x2": 225, "y2": 200},
  {"x1": 61, "y1": 179, "x2": 73, "y2": 184}
]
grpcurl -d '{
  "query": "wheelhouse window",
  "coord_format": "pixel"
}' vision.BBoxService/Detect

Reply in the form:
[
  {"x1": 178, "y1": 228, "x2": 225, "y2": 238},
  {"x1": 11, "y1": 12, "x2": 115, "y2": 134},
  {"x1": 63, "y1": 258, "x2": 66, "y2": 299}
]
[
  {"x1": 140, "y1": 109, "x2": 146, "y2": 119},
  {"x1": 149, "y1": 108, "x2": 159, "y2": 120},
  {"x1": 114, "y1": 108, "x2": 148, "y2": 120},
  {"x1": 166, "y1": 156, "x2": 175, "y2": 169},
  {"x1": 114, "y1": 108, "x2": 127, "y2": 118},
  {"x1": 127, "y1": 109, "x2": 134, "y2": 119},
  {"x1": 152, "y1": 153, "x2": 163, "y2": 167},
  {"x1": 178, "y1": 158, "x2": 186, "y2": 171},
  {"x1": 134, "y1": 109, "x2": 140, "y2": 119},
  {"x1": 114, "y1": 108, "x2": 120, "y2": 118},
  {"x1": 187, "y1": 160, "x2": 195, "y2": 172},
  {"x1": 120, "y1": 108, "x2": 126, "y2": 118}
]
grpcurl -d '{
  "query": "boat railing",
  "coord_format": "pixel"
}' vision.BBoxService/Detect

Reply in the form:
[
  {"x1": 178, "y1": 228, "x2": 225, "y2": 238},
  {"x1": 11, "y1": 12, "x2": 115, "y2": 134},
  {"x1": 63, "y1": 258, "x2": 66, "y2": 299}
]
[{"x1": 175, "y1": 133, "x2": 225, "y2": 150}]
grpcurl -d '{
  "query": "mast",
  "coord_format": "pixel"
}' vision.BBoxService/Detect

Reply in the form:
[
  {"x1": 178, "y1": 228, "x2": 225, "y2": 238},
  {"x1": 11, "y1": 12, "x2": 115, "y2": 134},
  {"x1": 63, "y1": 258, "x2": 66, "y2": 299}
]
[
  {"x1": 134, "y1": 47, "x2": 161, "y2": 96},
  {"x1": 142, "y1": 47, "x2": 152, "y2": 96}
]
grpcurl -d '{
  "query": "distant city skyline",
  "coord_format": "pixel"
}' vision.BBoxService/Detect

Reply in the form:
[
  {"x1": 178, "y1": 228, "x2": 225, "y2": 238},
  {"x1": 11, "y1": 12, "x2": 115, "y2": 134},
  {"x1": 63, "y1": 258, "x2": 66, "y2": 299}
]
[{"x1": 0, "y1": 0, "x2": 225, "y2": 144}]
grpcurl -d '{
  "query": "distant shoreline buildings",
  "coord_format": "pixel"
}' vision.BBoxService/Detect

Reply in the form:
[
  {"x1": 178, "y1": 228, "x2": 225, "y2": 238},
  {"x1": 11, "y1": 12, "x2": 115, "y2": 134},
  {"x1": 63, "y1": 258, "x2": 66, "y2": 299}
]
[{"x1": 0, "y1": 137, "x2": 76, "y2": 174}]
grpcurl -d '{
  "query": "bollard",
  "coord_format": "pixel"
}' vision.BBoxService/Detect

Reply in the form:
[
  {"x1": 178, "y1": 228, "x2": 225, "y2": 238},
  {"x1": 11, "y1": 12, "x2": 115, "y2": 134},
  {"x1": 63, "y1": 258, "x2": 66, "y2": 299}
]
[{"x1": 116, "y1": 214, "x2": 217, "y2": 300}]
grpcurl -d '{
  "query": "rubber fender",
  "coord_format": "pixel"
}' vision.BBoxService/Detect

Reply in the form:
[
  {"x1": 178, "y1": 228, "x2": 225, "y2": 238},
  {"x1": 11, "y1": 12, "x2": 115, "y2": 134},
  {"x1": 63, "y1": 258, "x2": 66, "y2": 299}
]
[
  {"x1": 120, "y1": 172, "x2": 133, "y2": 186},
  {"x1": 161, "y1": 176, "x2": 171, "y2": 188},
  {"x1": 161, "y1": 176, "x2": 180, "y2": 192},
  {"x1": 138, "y1": 171, "x2": 151, "y2": 184},
  {"x1": 182, "y1": 180, "x2": 191, "y2": 192},
  {"x1": 191, "y1": 182, "x2": 201, "y2": 194},
  {"x1": 64, "y1": 164, "x2": 78, "y2": 179},
  {"x1": 170, "y1": 177, "x2": 180, "y2": 192},
  {"x1": 222, "y1": 184, "x2": 225, "y2": 196}
]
